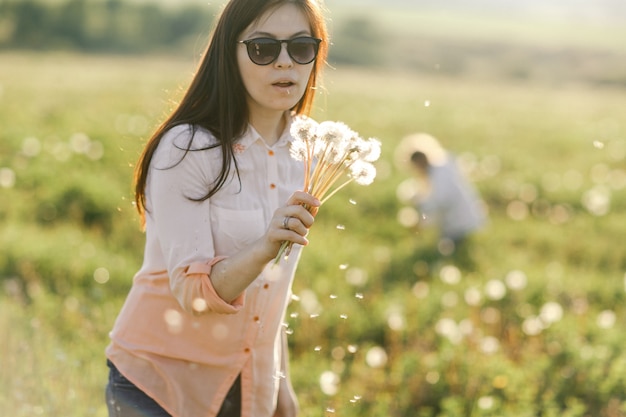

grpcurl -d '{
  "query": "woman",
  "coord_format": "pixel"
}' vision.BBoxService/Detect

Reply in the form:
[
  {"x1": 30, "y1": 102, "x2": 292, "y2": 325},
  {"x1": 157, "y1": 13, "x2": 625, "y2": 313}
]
[{"x1": 105, "y1": 1, "x2": 329, "y2": 416}]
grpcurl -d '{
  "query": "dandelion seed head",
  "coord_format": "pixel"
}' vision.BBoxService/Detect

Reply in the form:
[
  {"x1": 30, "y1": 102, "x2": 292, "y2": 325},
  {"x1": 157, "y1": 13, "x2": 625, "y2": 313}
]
[
  {"x1": 290, "y1": 116, "x2": 318, "y2": 142},
  {"x1": 597, "y1": 310, "x2": 616, "y2": 329},
  {"x1": 289, "y1": 140, "x2": 308, "y2": 161},
  {"x1": 522, "y1": 316, "x2": 544, "y2": 336},
  {"x1": 345, "y1": 267, "x2": 368, "y2": 286},
  {"x1": 349, "y1": 160, "x2": 377, "y2": 185},
  {"x1": 440, "y1": 265, "x2": 461, "y2": 285},
  {"x1": 318, "y1": 121, "x2": 350, "y2": 145},
  {"x1": 22, "y1": 136, "x2": 41, "y2": 157},
  {"x1": 93, "y1": 267, "x2": 110, "y2": 284},
  {"x1": 319, "y1": 371, "x2": 340, "y2": 395},
  {"x1": 357, "y1": 137, "x2": 382, "y2": 162},
  {"x1": 299, "y1": 289, "x2": 322, "y2": 315},
  {"x1": 485, "y1": 279, "x2": 507, "y2": 300},
  {"x1": 365, "y1": 346, "x2": 388, "y2": 368},
  {"x1": 464, "y1": 287, "x2": 482, "y2": 306},
  {"x1": 412, "y1": 281, "x2": 429, "y2": 299},
  {"x1": 478, "y1": 396, "x2": 495, "y2": 410},
  {"x1": 0, "y1": 167, "x2": 16, "y2": 188},
  {"x1": 505, "y1": 270, "x2": 527, "y2": 290},
  {"x1": 387, "y1": 310, "x2": 406, "y2": 331},
  {"x1": 425, "y1": 371, "x2": 440, "y2": 384},
  {"x1": 441, "y1": 291, "x2": 459, "y2": 308},
  {"x1": 480, "y1": 336, "x2": 500, "y2": 355},
  {"x1": 540, "y1": 301, "x2": 563, "y2": 324}
]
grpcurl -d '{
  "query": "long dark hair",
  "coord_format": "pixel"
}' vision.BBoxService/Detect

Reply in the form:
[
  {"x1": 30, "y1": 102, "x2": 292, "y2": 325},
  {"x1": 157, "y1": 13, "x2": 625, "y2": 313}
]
[{"x1": 134, "y1": 0, "x2": 329, "y2": 224}]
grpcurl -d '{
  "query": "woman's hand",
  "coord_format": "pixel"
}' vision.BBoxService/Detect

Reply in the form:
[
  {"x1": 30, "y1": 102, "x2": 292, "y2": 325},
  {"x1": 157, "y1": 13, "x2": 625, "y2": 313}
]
[
  {"x1": 262, "y1": 191, "x2": 320, "y2": 260},
  {"x1": 209, "y1": 191, "x2": 320, "y2": 302}
]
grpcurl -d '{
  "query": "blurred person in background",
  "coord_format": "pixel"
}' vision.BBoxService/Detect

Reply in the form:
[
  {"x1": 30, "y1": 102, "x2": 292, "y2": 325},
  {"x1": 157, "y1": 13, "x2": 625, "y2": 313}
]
[
  {"x1": 396, "y1": 133, "x2": 486, "y2": 261},
  {"x1": 104, "y1": 1, "x2": 329, "y2": 416}
]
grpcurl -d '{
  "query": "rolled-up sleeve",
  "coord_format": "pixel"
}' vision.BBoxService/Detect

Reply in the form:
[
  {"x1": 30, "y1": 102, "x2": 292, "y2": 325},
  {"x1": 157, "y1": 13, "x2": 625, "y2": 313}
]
[{"x1": 146, "y1": 126, "x2": 245, "y2": 314}]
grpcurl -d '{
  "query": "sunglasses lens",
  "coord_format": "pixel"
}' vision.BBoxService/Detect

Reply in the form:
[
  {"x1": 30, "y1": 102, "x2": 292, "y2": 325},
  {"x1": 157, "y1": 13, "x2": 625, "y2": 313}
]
[
  {"x1": 288, "y1": 37, "x2": 320, "y2": 64},
  {"x1": 244, "y1": 37, "x2": 320, "y2": 65},
  {"x1": 247, "y1": 39, "x2": 281, "y2": 65}
]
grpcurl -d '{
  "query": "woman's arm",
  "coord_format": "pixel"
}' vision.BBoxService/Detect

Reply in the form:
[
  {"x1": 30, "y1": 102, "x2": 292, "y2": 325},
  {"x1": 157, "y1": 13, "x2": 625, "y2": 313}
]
[{"x1": 210, "y1": 191, "x2": 319, "y2": 303}]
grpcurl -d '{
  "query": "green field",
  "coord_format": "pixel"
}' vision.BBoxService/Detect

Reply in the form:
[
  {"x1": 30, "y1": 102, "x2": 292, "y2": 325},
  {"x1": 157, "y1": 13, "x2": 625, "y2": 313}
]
[{"x1": 1, "y1": 51, "x2": 625, "y2": 416}]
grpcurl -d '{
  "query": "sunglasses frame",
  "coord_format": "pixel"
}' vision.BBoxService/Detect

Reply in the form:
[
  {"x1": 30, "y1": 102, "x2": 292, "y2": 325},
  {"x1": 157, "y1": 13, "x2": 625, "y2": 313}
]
[{"x1": 238, "y1": 36, "x2": 322, "y2": 66}]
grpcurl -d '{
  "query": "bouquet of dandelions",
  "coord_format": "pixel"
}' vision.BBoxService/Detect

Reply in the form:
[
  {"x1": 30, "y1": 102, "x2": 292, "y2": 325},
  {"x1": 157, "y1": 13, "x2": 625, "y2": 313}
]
[{"x1": 275, "y1": 116, "x2": 381, "y2": 264}]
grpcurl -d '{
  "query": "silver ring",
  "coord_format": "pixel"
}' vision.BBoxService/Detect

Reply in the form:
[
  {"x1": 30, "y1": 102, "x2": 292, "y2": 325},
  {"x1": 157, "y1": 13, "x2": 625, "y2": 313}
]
[{"x1": 282, "y1": 216, "x2": 290, "y2": 230}]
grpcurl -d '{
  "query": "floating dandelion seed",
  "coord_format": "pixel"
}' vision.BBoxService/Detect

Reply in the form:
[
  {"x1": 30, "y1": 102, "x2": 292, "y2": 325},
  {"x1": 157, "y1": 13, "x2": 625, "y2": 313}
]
[
  {"x1": 355, "y1": 293, "x2": 364, "y2": 299},
  {"x1": 336, "y1": 224, "x2": 346, "y2": 230},
  {"x1": 339, "y1": 264, "x2": 349, "y2": 270},
  {"x1": 347, "y1": 344, "x2": 358, "y2": 353},
  {"x1": 349, "y1": 199, "x2": 357, "y2": 205},
  {"x1": 339, "y1": 314, "x2": 348, "y2": 320},
  {"x1": 424, "y1": 100, "x2": 431, "y2": 107},
  {"x1": 349, "y1": 395, "x2": 362, "y2": 403},
  {"x1": 593, "y1": 140, "x2": 605, "y2": 149},
  {"x1": 275, "y1": 117, "x2": 380, "y2": 263},
  {"x1": 329, "y1": 294, "x2": 338, "y2": 299},
  {"x1": 314, "y1": 346, "x2": 322, "y2": 352}
]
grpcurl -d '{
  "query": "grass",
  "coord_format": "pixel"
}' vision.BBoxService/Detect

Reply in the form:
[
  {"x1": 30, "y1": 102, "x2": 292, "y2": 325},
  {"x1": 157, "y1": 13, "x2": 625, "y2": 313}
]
[{"x1": 1, "y1": 51, "x2": 625, "y2": 416}]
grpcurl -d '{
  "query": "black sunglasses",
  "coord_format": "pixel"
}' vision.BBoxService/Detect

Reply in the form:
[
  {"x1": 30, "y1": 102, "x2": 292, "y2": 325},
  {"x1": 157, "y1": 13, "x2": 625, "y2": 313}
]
[{"x1": 238, "y1": 36, "x2": 322, "y2": 66}]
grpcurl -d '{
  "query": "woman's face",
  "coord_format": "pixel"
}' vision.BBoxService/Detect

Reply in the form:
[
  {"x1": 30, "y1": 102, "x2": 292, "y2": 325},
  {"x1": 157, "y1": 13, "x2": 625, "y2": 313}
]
[{"x1": 237, "y1": 3, "x2": 315, "y2": 119}]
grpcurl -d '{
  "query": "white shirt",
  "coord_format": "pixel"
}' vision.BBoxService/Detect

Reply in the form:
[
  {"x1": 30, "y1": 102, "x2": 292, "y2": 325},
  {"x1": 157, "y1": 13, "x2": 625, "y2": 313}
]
[
  {"x1": 106, "y1": 119, "x2": 305, "y2": 417},
  {"x1": 416, "y1": 156, "x2": 485, "y2": 240}
]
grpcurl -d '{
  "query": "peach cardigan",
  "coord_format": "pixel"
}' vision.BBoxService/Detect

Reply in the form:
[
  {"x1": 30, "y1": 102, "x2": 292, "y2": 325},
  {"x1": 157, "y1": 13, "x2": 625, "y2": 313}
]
[{"x1": 106, "y1": 120, "x2": 304, "y2": 417}]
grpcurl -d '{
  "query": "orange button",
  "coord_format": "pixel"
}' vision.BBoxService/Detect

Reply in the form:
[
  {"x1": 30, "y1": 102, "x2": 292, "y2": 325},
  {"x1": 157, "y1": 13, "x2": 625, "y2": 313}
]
[
  {"x1": 270, "y1": 183, "x2": 276, "y2": 189},
  {"x1": 268, "y1": 150, "x2": 275, "y2": 156},
  {"x1": 263, "y1": 283, "x2": 269, "y2": 289},
  {"x1": 254, "y1": 316, "x2": 260, "y2": 322},
  {"x1": 244, "y1": 348, "x2": 250, "y2": 353}
]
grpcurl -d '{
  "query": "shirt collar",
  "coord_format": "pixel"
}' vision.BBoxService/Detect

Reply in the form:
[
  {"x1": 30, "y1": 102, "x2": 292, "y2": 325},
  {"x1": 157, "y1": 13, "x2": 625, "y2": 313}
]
[{"x1": 235, "y1": 113, "x2": 294, "y2": 153}]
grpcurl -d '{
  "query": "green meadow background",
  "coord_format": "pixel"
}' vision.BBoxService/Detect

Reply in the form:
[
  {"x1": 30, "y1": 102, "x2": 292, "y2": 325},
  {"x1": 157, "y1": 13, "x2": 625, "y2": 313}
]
[{"x1": 2, "y1": 1, "x2": 626, "y2": 416}]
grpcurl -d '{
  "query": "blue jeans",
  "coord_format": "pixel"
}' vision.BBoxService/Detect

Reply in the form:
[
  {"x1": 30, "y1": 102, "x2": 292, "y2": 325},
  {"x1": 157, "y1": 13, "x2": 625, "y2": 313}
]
[{"x1": 106, "y1": 360, "x2": 241, "y2": 417}]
